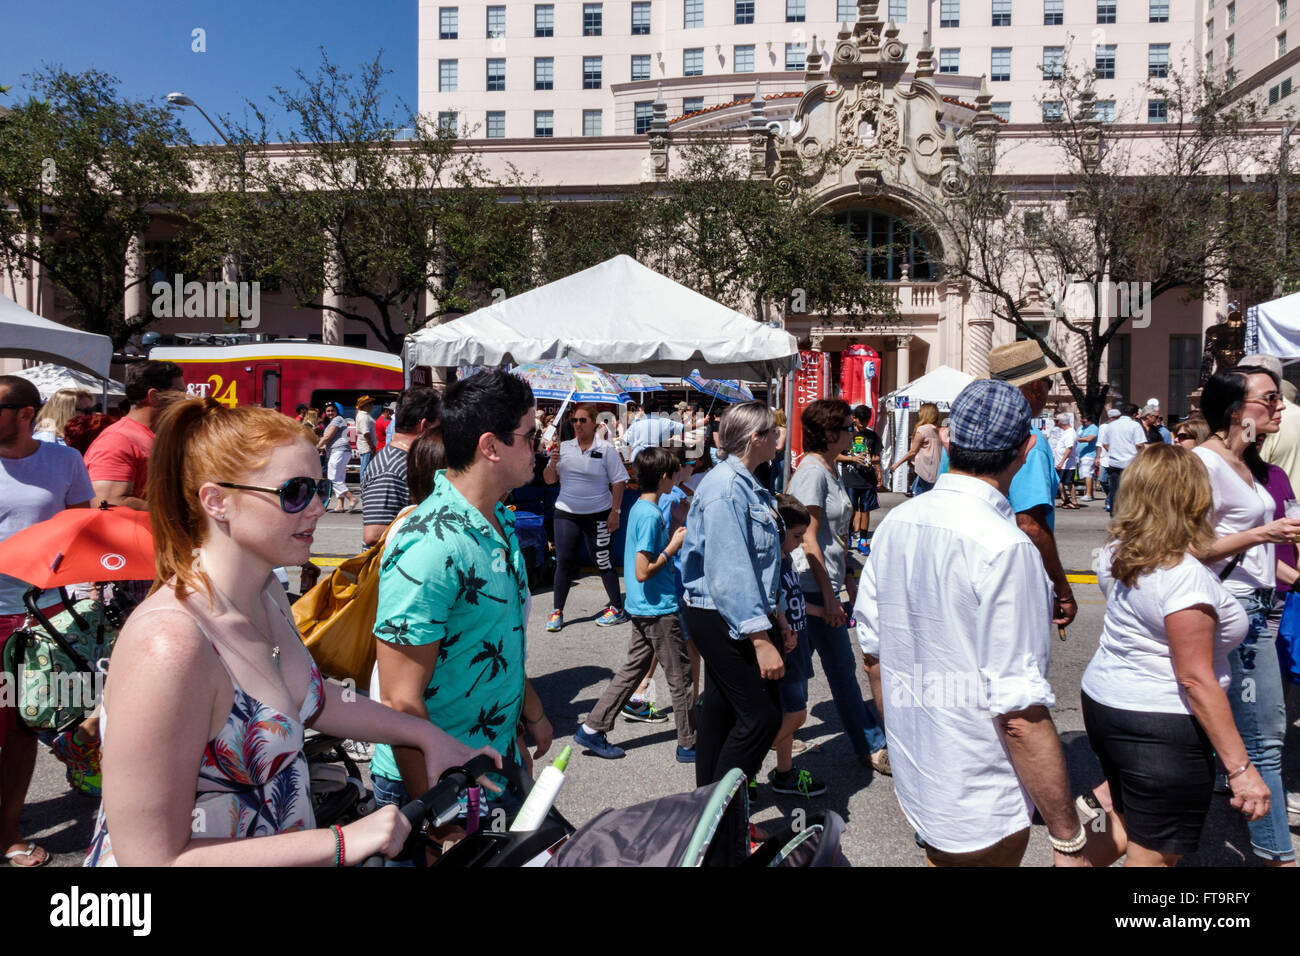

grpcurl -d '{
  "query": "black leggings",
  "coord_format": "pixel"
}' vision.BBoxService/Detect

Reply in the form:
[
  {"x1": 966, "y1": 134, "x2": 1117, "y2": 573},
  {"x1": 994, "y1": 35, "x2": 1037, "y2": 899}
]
[
  {"x1": 683, "y1": 605, "x2": 782, "y2": 787},
  {"x1": 552, "y1": 508, "x2": 623, "y2": 612}
]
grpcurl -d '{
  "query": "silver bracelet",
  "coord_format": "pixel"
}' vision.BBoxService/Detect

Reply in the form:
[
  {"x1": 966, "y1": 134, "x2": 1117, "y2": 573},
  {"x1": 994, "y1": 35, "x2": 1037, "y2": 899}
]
[{"x1": 1049, "y1": 825, "x2": 1087, "y2": 855}]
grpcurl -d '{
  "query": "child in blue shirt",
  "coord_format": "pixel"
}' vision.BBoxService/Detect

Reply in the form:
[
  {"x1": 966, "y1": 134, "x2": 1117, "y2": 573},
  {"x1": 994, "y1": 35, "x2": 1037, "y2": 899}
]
[
  {"x1": 574, "y1": 448, "x2": 698, "y2": 762},
  {"x1": 768, "y1": 494, "x2": 824, "y2": 797}
]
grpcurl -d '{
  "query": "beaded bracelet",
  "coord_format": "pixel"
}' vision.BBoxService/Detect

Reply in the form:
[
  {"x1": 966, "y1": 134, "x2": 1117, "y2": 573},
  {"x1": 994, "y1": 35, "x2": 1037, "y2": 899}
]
[{"x1": 332, "y1": 824, "x2": 345, "y2": 867}]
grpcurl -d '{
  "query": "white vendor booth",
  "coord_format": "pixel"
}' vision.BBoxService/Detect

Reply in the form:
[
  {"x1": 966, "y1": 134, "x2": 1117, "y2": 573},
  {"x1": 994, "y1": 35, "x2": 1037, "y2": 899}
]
[
  {"x1": 879, "y1": 365, "x2": 975, "y2": 493},
  {"x1": 1247, "y1": 292, "x2": 1300, "y2": 360}
]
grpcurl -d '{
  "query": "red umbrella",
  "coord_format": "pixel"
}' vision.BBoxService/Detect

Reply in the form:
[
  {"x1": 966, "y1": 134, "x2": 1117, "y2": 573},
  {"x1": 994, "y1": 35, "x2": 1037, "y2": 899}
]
[{"x1": 0, "y1": 504, "x2": 154, "y2": 588}]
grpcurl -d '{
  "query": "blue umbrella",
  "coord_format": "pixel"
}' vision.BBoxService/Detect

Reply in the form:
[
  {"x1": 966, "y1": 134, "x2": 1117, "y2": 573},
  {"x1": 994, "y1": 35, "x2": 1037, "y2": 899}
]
[{"x1": 684, "y1": 369, "x2": 755, "y2": 404}]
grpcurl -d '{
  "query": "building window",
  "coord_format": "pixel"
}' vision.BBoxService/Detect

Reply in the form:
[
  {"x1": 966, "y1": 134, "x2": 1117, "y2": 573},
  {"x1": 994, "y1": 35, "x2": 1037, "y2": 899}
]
[
  {"x1": 583, "y1": 3, "x2": 603, "y2": 35},
  {"x1": 635, "y1": 100, "x2": 654, "y2": 133},
  {"x1": 486, "y1": 111, "x2": 505, "y2": 138},
  {"x1": 1169, "y1": 336, "x2": 1200, "y2": 417},
  {"x1": 991, "y1": 47, "x2": 1012, "y2": 80},
  {"x1": 486, "y1": 59, "x2": 505, "y2": 91},
  {"x1": 1097, "y1": 0, "x2": 1116, "y2": 23},
  {"x1": 993, "y1": 0, "x2": 1011, "y2": 26},
  {"x1": 583, "y1": 109, "x2": 603, "y2": 135},
  {"x1": 734, "y1": 44, "x2": 755, "y2": 71},
  {"x1": 1149, "y1": 43, "x2": 1170, "y2": 76},
  {"x1": 833, "y1": 209, "x2": 938, "y2": 281},
  {"x1": 632, "y1": 53, "x2": 652, "y2": 79},
  {"x1": 940, "y1": 0, "x2": 959, "y2": 27},
  {"x1": 534, "y1": 110, "x2": 554, "y2": 137},
  {"x1": 437, "y1": 111, "x2": 458, "y2": 134},
  {"x1": 838, "y1": 0, "x2": 857, "y2": 17},
  {"x1": 534, "y1": 57, "x2": 554, "y2": 90},
  {"x1": 1207, "y1": 19, "x2": 1214, "y2": 39},
  {"x1": 1044, "y1": 0, "x2": 1063, "y2": 26},
  {"x1": 889, "y1": 0, "x2": 907, "y2": 21},
  {"x1": 1282, "y1": 32, "x2": 1290, "y2": 57},
  {"x1": 1207, "y1": 49, "x2": 1215, "y2": 70},
  {"x1": 1271, "y1": 77, "x2": 1295, "y2": 102},
  {"x1": 583, "y1": 56, "x2": 603, "y2": 88},
  {"x1": 438, "y1": 59, "x2": 458, "y2": 92},
  {"x1": 1096, "y1": 99, "x2": 1116, "y2": 121},
  {"x1": 439, "y1": 6, "x2": 458, "y2": 39},
  {"x1": 1109, "y1": 333, "x2": 1131, "y2": 405},
  {"x1": 787, "y1": 0, "x2": 806, "y2": 21},
  {"x1": 1095, "y1": 44, "x2": 1116, "y2": 79},
  {"x1": 735, "y1": 0, "x2": 754, "y2": 23},
  {"x1": 1042, "y1": 100, "x2": 1063, "y2": 122},
  {"x1": 632, "y1": 1, "x2": 651, "y2": 33},
  {"x1": 1228, "y1": 34, "x2": 1236, "y2": 60},
  {"x1": 1150, "y1": 0, "x2": 1169, "y2": 21},
  {"x1": 1148, "y1": 98, "x2": 1168, "y2": 122},
  {"x1": 1043, "y1": 46, "x2": 1064, "y2": 78},
  {"x1": 1229, "y1": 1, "x2": 1236, "y2": 24},
  {"x1": 939, "y1": 48, "x2": 960, "y2": 73},
  {"x1": 786, "y1": 43, "x2": 807, "y2": 70},
  {"x1": 684, "y1": 47, "x2": 704, "y2": 75},
  {"x1": 685, "y1": 0, "x2": 703, "y2": 27},
  {"x1": 1283, "y1": 0, "x2": 1290, "y2": 23},
  {"x1": 683, "y1": 96, "x2": 704, "y2": 113},
  {"x1": 535, "y1": 4, "x2": 554, "y2": 36},
  {"x1": 486, "y1": 5, "x2": 505, "y2": 37},
  {"x1": 991, "y1": 101, "x2": 1011, "y2": 120}
]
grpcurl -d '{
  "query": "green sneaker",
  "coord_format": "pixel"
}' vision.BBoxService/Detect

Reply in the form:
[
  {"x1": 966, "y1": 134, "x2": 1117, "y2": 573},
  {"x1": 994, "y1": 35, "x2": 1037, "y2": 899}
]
[{"x1": 768, "y1": 767, "x2": 827, "y2": 797}]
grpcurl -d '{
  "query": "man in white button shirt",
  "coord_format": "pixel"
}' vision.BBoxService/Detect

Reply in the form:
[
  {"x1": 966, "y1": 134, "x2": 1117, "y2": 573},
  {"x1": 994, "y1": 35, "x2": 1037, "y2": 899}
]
[
  {"x1": 1101, "y1": 404, "x2": 1148, "y2": 515},
  {"x1": 853, "y1": 379, "x2": 1090, "y2": 866}
]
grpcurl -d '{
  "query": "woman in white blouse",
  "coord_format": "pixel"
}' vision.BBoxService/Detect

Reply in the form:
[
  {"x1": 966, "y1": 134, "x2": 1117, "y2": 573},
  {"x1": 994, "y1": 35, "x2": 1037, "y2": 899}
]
[{"x1": 1082, "y1": 444, "x2": 1269, "y2": 866}]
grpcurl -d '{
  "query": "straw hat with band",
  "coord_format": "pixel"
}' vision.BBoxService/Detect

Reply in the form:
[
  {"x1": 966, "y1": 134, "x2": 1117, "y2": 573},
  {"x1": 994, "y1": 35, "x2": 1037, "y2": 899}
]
[
  {"x1": 987, "y1": 341, "x2": 1068, "y2": 388},
  {"x1": 355, "y1": 394, "x2": 374, "y2": 409}
]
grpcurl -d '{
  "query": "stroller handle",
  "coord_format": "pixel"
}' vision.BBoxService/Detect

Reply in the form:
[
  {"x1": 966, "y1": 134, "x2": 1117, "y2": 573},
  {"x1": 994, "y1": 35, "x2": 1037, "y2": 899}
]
[{"x1": 359, "y1": 754, "x2": 502, "y2": 867}]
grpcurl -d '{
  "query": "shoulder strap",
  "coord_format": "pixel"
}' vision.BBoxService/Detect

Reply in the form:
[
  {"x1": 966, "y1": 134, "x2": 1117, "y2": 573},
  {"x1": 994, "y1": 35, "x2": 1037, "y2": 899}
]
[{"x1": 1219, "y1": 552, "x2": 1245, "y2": 581}]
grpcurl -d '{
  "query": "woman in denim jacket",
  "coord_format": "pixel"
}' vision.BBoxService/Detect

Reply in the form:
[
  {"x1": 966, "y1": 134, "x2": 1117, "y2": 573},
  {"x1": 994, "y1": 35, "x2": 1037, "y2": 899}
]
[{"x1": 680, "y1": 402, "x2": 785, "y2": 788}]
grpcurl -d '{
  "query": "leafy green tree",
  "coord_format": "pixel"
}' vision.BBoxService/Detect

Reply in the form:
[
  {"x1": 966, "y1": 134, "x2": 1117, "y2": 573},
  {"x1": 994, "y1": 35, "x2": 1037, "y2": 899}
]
[{"x1": 0, "y1": 68, "x2": 192, "y2": 345}]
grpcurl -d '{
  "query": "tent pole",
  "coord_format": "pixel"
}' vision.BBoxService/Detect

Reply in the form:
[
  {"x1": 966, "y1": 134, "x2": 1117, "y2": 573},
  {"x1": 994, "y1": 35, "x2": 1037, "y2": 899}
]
[{"x1": 783, "y1": 358, "x2": 796, "y2": 488}]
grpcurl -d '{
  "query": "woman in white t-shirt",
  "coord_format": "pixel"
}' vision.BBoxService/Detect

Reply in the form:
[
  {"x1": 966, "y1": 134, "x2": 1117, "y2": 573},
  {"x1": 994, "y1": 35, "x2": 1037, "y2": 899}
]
[
  {"x1": 542, "y1": 403, "x2": 629, "y2": 632},
  {"x1": 1191, "y1": 365, "x2": 1300, "y2": 866},
  {"x1": 1082, "y1": 444, "x2": 1267, "y2": 866}
]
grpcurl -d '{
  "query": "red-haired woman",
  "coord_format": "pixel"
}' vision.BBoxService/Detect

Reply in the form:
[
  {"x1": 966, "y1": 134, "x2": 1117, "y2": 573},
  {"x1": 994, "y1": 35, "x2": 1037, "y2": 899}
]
[{"x1": 86, "y1": 398, "x2": 497, "y2": 866}]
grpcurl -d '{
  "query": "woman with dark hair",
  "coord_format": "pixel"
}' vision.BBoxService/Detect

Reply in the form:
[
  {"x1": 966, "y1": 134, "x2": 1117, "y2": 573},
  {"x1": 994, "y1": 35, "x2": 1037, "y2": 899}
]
[
  {"x1": 789, "y1": 399, "x2": 890, "y2": 775},
  {"x1": 316, "y1": 403, "x2": 359, "y2": 514},
  {"x1": 680, "y1": 401, "x2": 784, "y2": 790},
  {"x1": 86, "y1": 399, "x2": 498, "y2": 865},
  {"x1": 1191, "y1": 365, "x2": 1300, "y2": 866}
]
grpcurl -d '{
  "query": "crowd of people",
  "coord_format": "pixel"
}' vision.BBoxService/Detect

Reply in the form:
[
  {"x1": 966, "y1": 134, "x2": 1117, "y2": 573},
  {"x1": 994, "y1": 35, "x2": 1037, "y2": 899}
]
[{"x1": 6, "y1": 340, "x2": 1300, "y2": 867}]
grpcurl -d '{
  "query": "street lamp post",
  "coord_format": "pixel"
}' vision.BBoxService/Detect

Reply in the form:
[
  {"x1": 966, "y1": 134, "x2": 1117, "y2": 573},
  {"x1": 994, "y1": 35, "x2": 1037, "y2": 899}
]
[{"x1": 1277, "y1": 119, "x2": 1300, "y2": 298}]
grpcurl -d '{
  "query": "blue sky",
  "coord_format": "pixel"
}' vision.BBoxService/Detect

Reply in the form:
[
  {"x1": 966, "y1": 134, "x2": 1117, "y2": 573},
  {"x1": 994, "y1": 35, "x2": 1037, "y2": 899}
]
[{"x1": 0, "y1": 0, "x2": 418, "y2": 143}]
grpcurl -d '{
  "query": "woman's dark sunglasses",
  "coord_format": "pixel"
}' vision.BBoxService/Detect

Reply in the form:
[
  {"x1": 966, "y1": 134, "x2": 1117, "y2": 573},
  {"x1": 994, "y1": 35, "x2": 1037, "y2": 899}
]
[{"x1": 216, "y1": 477, "x2": 333, "y2": 514}]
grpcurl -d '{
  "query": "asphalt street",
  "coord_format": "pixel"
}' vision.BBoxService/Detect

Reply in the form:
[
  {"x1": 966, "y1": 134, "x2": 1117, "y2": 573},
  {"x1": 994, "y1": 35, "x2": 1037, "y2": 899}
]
[{"x1": 19, "y1": 489, "x2": 1300, "y2": 866}]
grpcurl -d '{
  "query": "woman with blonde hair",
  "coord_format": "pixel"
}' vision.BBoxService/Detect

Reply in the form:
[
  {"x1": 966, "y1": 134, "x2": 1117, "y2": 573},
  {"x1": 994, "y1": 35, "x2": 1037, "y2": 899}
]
[
  {"x1": 889, "y1": 402, "x2": 942, "y2": 495},
  {"x1": 1081, "y1": 443, "x2": 1269, "y2": 866},
  {"x1": 85, "y1": 398, "x2": 498, "y2": 866},
  {"x1": 33, "y1": 389, "x2": 95, "y2": 444}
]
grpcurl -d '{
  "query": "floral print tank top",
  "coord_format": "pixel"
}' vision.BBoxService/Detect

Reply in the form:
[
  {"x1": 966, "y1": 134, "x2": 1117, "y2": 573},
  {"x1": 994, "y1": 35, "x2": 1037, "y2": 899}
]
[{"x1": 85, "y1": 587, "x2": 326, "y2": 866}]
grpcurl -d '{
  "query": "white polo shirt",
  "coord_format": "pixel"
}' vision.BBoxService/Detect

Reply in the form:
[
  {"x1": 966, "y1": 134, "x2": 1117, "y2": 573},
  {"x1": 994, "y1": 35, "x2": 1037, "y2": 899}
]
[
  {"x1": 554, "y1": 437, "x2": 629, "y2": 515},
  {"x1": 852, "y1": 473, "x2": 1055, "y2": 854},
  {"x1": 1104, "y1": 415, "x2": 1148, "y2": 469}
]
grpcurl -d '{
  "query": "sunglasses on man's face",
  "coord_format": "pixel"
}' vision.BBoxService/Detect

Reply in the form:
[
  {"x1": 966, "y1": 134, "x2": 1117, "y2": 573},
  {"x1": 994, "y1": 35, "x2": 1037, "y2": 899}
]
[
  {"x1": 215, "y1": 477, "x2": 333, "y2": 514},
  {"x1": 572, "y1": 417, "x2": 591, "y2": 424}
]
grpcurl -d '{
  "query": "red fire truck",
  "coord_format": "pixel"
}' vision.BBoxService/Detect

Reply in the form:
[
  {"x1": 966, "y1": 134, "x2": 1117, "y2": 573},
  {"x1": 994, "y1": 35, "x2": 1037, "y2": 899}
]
[{"x1": 148, "y1": 341, "x2": 405, "y2": 416}]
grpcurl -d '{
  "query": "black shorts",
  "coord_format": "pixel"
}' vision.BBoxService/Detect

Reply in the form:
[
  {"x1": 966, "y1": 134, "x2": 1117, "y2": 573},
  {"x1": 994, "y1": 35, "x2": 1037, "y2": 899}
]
[
  {"x1": 1081, "y1": 691, "x2": 1215, "y2": 856},
  {"x1": 847, "y1": 485, "x2": 878, "y2": 514}
]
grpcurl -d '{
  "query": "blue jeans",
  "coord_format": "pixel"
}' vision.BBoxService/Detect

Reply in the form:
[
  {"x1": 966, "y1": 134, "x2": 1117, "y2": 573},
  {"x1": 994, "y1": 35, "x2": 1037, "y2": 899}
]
[
  {"x1": 370, "y1": 771, "x2": 421, "y2": 867},
  {"x1": 1228, "y1": 589, "x2": 1294, "y2": 862},
  {"x1": 1106, "y1": 466, "x2": 1124, "y2": 513},
  {"x1": 804, "y1": 608, "x2": 887, "y2": 756},
  {"x1": 359, "y1": 451, "x2": 372, "y2": 480},
  {"x1": 911, "y1": 475, "x2": 935, "y2": 496}
]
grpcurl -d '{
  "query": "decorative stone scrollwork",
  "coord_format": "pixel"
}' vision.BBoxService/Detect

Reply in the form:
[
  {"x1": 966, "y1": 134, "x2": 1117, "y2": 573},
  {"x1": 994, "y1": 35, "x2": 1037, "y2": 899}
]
[
  {"x1": 772, "y1": 174, "x2": 797, "y2": 198},
  {"x1": 834, "y1": 40, "x2": 859, "y2": 63},
  {"x1": 860, "y1": 28, "x2": 880, "y2": 45},
  {"x1": 883, "y1": 39, "x2": 905, "y2": 60},
  {"x1": 940, "y1": 165, "x2": 965, "y2": 196},
  {"x1": 799, "y1": 137, "x2": 822, "y2": 159}
]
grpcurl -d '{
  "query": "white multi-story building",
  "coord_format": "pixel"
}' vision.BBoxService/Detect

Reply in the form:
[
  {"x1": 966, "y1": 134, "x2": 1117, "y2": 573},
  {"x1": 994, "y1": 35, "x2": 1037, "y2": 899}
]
[{"x1": 418, "y1": 0, "x2": 1201, "y2": 134}]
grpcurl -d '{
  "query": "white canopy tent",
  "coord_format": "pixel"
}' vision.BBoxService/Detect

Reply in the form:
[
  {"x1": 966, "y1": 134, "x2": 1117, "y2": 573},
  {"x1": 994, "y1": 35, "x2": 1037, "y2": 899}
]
[
  {"x1": 405, "y1": 255, "x2": 799, "y2": 382},
  {"x1": 879, "y1": 365, "x2": 975, "y2": 492},
  {"x1": 1247, "y1": 293, "x2": 1300, "y2": 360},
  {"x1": 0, "y1": 295, "x2": 113, "y2": 379}
]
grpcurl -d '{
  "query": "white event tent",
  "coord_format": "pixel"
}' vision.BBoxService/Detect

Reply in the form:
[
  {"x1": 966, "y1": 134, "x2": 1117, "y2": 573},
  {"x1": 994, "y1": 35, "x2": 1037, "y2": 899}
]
[
  {"x1": 1247, "y1": 293, "x2": 1300, "y2": 360},
  {"x1": 0, "y1": 295, "x2": 113, "y2": 379},
  {"x1": 879, "y1": 365, "x2": 975, "y2": 493}
]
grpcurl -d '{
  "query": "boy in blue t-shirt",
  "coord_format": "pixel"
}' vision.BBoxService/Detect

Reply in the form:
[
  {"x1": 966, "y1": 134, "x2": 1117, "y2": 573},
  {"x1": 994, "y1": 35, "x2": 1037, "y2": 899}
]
[
  {"x1": 768, "y1": 494, "x2": 825, "y2": 797},
  {"x1": 574, "y1": 447, "x2": 698, "y2": 762}
]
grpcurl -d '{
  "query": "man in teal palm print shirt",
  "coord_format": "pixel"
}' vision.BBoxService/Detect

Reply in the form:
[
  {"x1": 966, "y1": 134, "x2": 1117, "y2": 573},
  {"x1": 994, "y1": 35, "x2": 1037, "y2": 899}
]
[{"x1": 371, "y1": 371, "x2": 552, "y2": 808}]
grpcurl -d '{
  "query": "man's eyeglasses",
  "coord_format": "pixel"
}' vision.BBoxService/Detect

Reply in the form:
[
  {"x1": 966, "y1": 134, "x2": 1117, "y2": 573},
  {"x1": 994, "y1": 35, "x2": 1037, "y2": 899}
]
[
  {"x1": 1245, "y1": 392, "x2": 1285, "y2": 407},
  {"x1": 507, "y1": 427, "x2": 541, "y2": 449},
  {"x1": 215, "y1": 477, "x2": 333, "y2": 514}
]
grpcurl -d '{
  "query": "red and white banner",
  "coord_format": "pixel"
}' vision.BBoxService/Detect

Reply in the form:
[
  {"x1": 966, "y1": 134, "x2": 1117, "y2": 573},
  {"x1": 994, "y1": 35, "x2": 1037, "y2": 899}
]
[
  {"x1": 790, "y1": 349, "x2": 830, "y2": 472},
  {"x1": 839, "y1": 343, "x2": 881, "y2": 430}
]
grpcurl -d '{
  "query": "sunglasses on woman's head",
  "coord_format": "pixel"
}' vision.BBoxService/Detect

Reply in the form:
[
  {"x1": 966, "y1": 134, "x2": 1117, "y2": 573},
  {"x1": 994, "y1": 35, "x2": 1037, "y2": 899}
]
[{"x1": 215, "y1": 477, "x2": 333, "y2": 514}]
